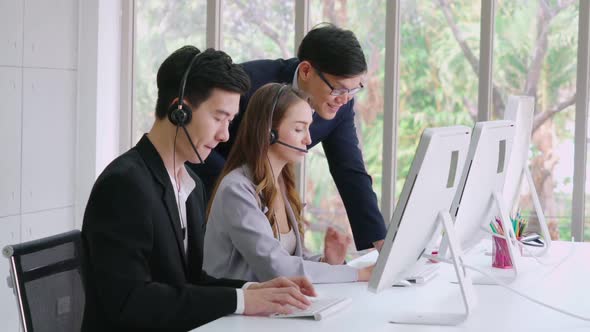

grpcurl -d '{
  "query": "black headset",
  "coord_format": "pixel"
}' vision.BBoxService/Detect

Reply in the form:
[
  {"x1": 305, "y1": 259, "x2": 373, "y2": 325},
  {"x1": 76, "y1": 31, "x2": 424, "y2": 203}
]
[
  {"x1": 168, "y1": 50, "x2": 204, "y2": 164},
  {"x1": 268, "y1": 84, "x2": 288, "y2": 145},
  {"x1": 268, "y1": 84, "x2": 308, "y2": 153},
  {"x1": 167, "y1": 50, "x2": 207, "y2": 242},
  {"x1": 167, "y1": 51, "x2": 203, "y2": 127}
]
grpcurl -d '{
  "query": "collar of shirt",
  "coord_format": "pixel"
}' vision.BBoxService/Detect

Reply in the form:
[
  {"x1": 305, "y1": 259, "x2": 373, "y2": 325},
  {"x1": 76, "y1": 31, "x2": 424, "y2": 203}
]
[
  {"x1": 292, "y1": 63, "x2": 300, "y2": 89},
  {"x1": 168, "y1": 165, "x2": 196, "y2": 198},
  {"x1": 167, "y1": 165, "x2": 196, "y2": 251},
  {"x1": 292, "y1": 63, "x2": 316, "y2": 115}
]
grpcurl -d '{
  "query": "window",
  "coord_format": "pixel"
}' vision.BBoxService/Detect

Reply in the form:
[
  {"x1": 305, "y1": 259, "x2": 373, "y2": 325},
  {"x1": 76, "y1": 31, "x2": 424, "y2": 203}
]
[
  {"x1": 398, "y1": 1, "x2": 479, "y2": 199},
  {"x1": 129, "y1": 0, "x2": 588, "y2": 245},
  {"x1": 493, "y1": 1, "x2": 579, "y2": 240},
  {"x1": 221, "y1": 1, "x2": 295, "y2": 63},
  {"x1": 132, "y1": 1, "x2": 207, "y2": 144},
  {"x1": 585, "y1": 103, "x2": 590, "y2": 240}
]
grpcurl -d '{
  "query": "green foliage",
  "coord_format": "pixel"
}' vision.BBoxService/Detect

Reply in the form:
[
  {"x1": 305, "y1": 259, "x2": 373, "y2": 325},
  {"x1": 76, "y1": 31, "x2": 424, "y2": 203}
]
[
  {"x1": 134, "y1": 0, "x2": 585, "y2": 252},
  {"x1": 361, "y1": 116, "x2": 384, "y2": 201},
  {"x1": 133, "y1": 0, "x2": 208, "y2": 142},
  {"x1": 223, "y1": 1, "x2": 295, "y2": 63}
]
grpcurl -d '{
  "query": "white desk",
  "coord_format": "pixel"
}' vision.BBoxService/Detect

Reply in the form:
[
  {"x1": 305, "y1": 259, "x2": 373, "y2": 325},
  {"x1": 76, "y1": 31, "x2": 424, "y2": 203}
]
[{"x1": 194, "y1": 241, "x2": 590, "y2": 331}]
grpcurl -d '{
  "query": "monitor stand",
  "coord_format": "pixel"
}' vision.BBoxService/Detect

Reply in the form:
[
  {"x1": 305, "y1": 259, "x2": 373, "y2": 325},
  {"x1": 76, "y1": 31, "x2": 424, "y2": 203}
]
[
  {"x1": 390, "y1": 211, "x2": 477, "y2": 326},
  {"x1": 470, "y1": 191, "x2": 522, "y2": 285},
  {"x1": 440, "y1": 190, "x2": 522, "y2": 285},
  {"x1": 518, "y1": 166, "x2": 552, "y2": 256}
]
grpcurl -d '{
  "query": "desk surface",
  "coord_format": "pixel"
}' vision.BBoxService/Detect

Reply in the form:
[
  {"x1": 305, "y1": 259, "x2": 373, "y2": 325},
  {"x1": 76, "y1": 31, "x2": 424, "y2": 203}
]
[{"x1": 195, "y1": 241, "x2": 590, "y2": 332}]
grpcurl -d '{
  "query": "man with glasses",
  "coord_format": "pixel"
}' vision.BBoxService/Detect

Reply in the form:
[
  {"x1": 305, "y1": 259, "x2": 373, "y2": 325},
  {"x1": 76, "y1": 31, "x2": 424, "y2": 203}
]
[{"x1": 191, "y1": 24, "x2": 386, "y2": 252}]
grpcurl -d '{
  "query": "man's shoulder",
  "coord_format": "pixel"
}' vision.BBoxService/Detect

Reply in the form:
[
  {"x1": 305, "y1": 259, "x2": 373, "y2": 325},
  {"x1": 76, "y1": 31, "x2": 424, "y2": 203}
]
[
  {"x1": 98, "y1": 149, "x2": 145, "y2": 180},
  {"x1": 240, "y1": 58, "x2": 298, "y2": 73},
  {"x1": 91, "y1": 149, "x2": 154, "y2": 199},
  {"x1": 83, "y1": 149, "x2": 156, "y2": 227},
  {"x1": 240, "y1": 58, "x2": 299, "y2": 87}
]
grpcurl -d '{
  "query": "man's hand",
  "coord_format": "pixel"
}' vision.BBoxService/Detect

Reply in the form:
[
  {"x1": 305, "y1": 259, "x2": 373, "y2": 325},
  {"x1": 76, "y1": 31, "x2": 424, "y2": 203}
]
[
  {"x1": 323, "y1": 226, "x2": 352, "y2": 265},
  {"x1": 243, "y1": 276, "x2": 316, "y2": 316},
  {"x1": 243, "y1": 287, "x2": 308, "y2": 316},
  {"x1": 247, "y1": 276, "x2": 316, "y2": 297},
  {"x1": 373, "y1": 239, "x2": 384, "y2": 252}
]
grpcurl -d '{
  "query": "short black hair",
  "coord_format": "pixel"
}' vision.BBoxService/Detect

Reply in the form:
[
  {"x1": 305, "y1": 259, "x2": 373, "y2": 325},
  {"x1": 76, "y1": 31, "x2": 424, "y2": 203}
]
[
  {"x1": 155, "y1": 46, "x2": 250, "y2": 119},
  {"x1": 297, "y1": 23, "x2": 367, "y2": 77}
]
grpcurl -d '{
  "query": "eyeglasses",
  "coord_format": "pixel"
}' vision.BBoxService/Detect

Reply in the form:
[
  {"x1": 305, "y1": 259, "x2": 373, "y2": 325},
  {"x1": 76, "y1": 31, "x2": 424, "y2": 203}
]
[{"x1": 315, "y1": 69, "x2": 364, "y2": 97}]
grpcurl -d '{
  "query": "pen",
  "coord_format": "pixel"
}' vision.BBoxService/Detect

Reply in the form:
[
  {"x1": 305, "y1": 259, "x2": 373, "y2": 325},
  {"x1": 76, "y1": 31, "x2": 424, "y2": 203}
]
[
  {"x1": 520, "y1": 218, "x2": 527, "y2": 236},
  {"x1": 490, "y1": 223, "x2": 498, "y2": 234},
  {"x1": 496, "y1": 219, "x2": 504, "y2": 234}
]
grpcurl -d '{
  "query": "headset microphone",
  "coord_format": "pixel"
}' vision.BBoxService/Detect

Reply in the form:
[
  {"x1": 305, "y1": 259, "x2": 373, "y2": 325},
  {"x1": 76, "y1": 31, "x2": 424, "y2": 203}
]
[
  {"x1": 275, "y1": 140, "x2": 308, "y2": 153},
  {"x1": 181, "y1": 125, "x2": 204, "y2": 163}
]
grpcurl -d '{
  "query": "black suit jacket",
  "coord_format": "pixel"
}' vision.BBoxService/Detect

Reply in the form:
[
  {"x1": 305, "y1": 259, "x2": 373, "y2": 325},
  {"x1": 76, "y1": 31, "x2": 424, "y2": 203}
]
[
  {"x1": 81, "y1": 135, "x2": 245, "y2": 332},
  {"x1": 190, "y1": 58, "x2": 387, "y2": 250}
]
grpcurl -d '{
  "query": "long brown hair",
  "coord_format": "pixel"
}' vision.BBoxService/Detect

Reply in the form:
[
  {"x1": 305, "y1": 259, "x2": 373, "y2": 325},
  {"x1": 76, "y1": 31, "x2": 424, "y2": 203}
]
[{"x1": 208, "y1": 83, "x2": 309, "y2": 238}]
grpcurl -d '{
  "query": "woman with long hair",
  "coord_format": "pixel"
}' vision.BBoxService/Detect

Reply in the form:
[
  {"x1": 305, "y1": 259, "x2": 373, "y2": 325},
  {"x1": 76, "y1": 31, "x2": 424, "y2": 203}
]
[{"x1": 203, "y1": 83, "x2": 373, "y2": 283}]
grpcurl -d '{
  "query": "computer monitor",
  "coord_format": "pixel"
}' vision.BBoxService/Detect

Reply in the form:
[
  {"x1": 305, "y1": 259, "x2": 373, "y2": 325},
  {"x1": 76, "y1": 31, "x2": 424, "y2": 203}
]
[
  {"x1": 502, "y1": 96, "x2": 534, "y2": 212},
  {"x1": 368, "y1": 126, "x2": 474, "y2": 325},
  {"x1": 502, "y1": 96, "x2": 551, "y2": 253},
  {"x1": 442, "y1": 120, "x2": 519, "y2": 276}
]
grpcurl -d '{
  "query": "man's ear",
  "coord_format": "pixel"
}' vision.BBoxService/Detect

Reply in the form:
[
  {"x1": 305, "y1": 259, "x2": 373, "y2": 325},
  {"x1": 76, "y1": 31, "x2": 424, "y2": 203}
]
[
  {"x1": 169, "y1": 97, "x2": 180, "y2": 107},
  {"x1": 298, "y1": 61, "x2": 313, "y2": 81}
]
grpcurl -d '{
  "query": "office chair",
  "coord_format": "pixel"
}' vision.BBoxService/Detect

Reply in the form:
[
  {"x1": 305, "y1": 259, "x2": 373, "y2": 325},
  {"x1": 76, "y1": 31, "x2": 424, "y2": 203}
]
[{"x1": 3, "y1": 230, "x2": 85, "y2": 332}]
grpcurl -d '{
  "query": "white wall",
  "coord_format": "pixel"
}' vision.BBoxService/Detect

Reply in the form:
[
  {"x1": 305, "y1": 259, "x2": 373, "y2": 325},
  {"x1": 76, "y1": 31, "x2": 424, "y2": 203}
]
[
  {"x1": 0, "y1": 0, "x2": 124, "y2": 330},
  {"x1": 0, "y1": 0, "x2": 79, "y2": 330}
]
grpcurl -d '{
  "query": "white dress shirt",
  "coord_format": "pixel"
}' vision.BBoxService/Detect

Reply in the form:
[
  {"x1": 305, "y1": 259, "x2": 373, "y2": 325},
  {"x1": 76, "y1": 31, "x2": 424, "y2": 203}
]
[{"x1": 168, "y1": 165, "x2": 253, "y2": 314}]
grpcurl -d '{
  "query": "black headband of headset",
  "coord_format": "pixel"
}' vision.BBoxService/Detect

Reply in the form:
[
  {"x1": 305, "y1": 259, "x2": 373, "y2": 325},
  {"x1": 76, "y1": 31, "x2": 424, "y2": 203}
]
[{"x1": 177, "y1": 51, "x2": 203, "y2": 109}]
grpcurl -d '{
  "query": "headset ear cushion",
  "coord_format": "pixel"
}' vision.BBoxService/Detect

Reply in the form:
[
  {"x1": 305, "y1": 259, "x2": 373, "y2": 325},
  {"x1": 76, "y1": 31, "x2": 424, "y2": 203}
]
[
  {"x1": 168, "y1": 102, "x2": 192, "y2": 126},
  {"x1": 269, "y1": 129, "x2": 278, "y2": 145}
]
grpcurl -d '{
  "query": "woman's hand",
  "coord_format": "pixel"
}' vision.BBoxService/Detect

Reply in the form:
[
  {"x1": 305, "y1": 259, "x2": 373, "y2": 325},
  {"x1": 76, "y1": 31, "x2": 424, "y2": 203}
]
[
  {"x1": 323, "y1": 226, "x2": 352, "y2": 265},
  {"x1": 357, "y1": 264, "x2": 374, "y2": 281}
]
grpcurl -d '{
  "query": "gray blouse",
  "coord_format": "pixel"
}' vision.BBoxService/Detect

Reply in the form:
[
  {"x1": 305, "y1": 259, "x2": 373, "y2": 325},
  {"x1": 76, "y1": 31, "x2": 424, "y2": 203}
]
[{"x1": 203, "y1": 165, "x2": 358, "y2": 283}]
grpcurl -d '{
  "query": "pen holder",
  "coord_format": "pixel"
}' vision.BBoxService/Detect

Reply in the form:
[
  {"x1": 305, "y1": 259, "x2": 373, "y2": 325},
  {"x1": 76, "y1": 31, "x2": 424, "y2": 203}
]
[{"x1": 492, "y1": 236, "x2": 513, "y2": 269}]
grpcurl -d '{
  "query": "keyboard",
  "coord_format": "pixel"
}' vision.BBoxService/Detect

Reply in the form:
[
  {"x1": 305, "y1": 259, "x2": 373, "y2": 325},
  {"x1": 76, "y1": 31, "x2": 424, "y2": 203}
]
[
  {"x1": 402, "y1": 262, "x2": 439, "y2": 285},
  {"x1": 272, "y1": 297, "x2": 352, "y2": 321}
]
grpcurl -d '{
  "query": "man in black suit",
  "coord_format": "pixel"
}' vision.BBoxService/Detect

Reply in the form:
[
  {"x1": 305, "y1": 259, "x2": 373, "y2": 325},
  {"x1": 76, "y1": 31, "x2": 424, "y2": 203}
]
[
  {"x1": 191, "y1": 24, "x2": 387, "y2": 251},
  {"x1": 82, "y1": 46, "x2": 315, "y2": 332}
]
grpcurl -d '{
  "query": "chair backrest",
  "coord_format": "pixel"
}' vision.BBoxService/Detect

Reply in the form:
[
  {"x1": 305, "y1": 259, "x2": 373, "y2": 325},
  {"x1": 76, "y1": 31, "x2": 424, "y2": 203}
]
[{"x1": 2, "y1": 230, "x2": 85, "y2": 332}]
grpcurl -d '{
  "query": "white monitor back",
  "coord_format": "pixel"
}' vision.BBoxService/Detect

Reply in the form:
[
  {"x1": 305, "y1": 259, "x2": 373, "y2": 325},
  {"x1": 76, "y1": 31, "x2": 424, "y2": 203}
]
[
  {"x1": 450, "y1": 121, "x2": 515, "y2": 252},
  {"x1": 502, "y1": 96, "x2": 535, "y2": 213},
  {"x1": 369, "y1": 126, "x2": 471, "y2": 293}
]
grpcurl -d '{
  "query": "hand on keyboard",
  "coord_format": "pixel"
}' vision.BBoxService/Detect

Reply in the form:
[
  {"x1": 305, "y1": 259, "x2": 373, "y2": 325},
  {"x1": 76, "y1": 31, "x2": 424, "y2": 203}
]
[
  {"x1": 243, "y1": 276, "x2": 317, "y2": 316},
  {"x1": 272, "y1": 297, "x2": 352, "y2": 320},
  {"x1": 247, "y1": 276, "x2": 317, "y2": 296}
]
